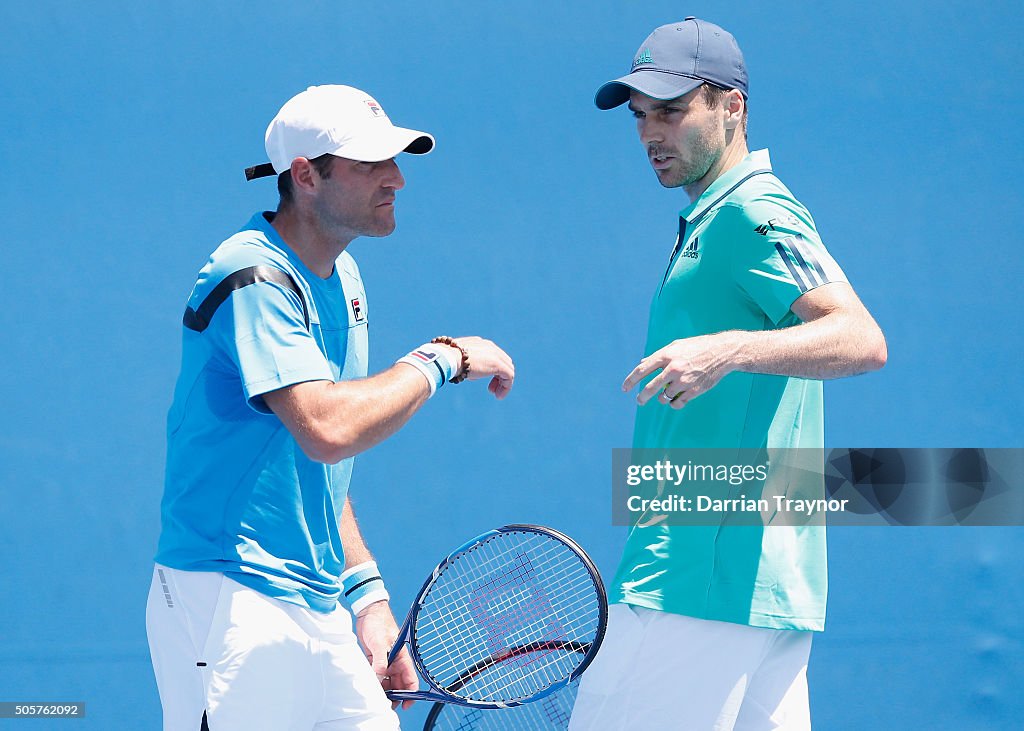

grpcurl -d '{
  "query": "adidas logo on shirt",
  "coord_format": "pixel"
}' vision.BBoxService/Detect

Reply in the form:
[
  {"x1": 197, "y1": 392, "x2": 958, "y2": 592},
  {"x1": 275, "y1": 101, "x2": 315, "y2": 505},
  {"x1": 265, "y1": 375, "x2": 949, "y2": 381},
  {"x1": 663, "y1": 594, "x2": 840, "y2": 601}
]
[{"x1": 681, "y1": 237, "x2": 700, "y2": 259}]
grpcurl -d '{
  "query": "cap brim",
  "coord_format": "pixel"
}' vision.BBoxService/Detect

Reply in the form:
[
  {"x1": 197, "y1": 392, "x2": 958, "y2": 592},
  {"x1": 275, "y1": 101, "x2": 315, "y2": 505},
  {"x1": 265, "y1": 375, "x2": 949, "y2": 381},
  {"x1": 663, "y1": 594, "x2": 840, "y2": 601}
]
[
  {"x1": 595, "y1": 71, "x2": 704, "y2": 110},
  {"x1": 331, "y1": 125, "x2": 435, "y2": 163}
]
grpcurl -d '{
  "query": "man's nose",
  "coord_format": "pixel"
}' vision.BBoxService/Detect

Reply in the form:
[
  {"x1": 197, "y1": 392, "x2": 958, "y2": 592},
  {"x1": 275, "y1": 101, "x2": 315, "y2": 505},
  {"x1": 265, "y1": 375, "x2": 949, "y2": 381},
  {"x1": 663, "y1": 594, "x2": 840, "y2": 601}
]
[
  {"x1": 638, "y1": 118, "x2": 663, "y2": 147},
  {"x1": 381, "y1": 158, "x2": 405, "y2": 190}
]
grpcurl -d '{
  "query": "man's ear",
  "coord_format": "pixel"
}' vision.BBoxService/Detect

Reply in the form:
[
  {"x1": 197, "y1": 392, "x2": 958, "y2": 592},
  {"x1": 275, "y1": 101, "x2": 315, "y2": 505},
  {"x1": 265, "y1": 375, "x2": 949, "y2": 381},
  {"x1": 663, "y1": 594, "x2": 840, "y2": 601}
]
[
  {"x1": 723, "y1": 89, "x2": 745, "y2": 131},
  {"x1": 289, "y1": 157, "x2": 318, "y2": 195}
]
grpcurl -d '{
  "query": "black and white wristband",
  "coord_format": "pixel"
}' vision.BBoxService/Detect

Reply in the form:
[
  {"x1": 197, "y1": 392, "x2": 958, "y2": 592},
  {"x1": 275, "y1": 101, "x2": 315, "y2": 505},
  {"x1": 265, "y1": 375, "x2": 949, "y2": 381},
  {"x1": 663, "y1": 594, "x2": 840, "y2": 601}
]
[{"x1": 340, "y1": 561, "x2": 390, "y2": 615}]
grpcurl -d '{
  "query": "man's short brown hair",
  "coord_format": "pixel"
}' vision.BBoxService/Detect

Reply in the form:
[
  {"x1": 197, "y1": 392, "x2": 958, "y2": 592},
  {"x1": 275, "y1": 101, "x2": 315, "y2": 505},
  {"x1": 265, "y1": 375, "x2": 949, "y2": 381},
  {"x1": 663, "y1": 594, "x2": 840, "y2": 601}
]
[
  {"x1": 701, "y1": 84, "x2": 748, "y2": 142},
  {"x1": 276, "y1": 154, "x2": 337, "y2": 210}
]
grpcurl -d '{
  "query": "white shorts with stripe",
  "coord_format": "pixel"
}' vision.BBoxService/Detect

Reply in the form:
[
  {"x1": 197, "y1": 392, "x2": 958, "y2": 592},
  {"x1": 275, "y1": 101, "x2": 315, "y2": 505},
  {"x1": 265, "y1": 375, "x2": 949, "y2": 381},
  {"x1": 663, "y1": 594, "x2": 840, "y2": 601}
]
[
  {"x1": 145, "y1": 564, "x2": 400, "y2": 731},
  {"x1": 568, "y1": 604, "x2": 813, "y2": 731}
]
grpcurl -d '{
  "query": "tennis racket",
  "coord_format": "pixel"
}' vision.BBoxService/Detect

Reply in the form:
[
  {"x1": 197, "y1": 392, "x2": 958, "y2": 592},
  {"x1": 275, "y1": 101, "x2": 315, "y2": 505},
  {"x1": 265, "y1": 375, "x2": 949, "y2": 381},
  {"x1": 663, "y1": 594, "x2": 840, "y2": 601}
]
[
  {"x1": 422, "y1": 641, "x2": 585, "y2": 730},
  {"x1": 384, "y1": 524, "x2": 607, "y2": 709}
]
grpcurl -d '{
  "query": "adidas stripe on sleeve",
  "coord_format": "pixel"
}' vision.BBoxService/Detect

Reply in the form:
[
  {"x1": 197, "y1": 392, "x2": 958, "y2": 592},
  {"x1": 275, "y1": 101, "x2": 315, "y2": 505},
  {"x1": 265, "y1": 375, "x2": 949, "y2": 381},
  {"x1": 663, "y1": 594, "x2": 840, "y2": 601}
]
[{"x1": 723, "y1": 202, "x2": 848, "y2": 324}]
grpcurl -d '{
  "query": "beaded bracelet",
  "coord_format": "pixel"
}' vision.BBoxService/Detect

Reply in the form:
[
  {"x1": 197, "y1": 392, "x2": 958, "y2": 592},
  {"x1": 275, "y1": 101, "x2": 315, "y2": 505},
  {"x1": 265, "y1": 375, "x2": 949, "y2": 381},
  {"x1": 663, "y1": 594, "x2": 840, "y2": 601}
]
[{"x1": 431, "y1": 336, "x2": 470, "y2": 383}]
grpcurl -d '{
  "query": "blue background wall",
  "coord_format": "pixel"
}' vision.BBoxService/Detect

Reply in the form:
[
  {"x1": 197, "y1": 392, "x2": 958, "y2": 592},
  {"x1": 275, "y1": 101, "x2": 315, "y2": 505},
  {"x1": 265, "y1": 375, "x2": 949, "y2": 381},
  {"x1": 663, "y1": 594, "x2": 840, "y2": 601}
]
[{"x1": 1, "y1": 1, "x2": 1021, "y2": 729}]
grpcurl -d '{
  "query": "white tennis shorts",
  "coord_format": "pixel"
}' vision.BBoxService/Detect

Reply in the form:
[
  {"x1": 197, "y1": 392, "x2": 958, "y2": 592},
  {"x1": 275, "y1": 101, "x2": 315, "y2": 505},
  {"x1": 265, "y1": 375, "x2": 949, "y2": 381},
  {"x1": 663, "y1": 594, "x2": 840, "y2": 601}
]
[
  {"x1": 568, "y1": 604, "x2": 813, "y2": 731},
  {"x1": 145, "y1": 564, "x2": 400, "y2": 731}
]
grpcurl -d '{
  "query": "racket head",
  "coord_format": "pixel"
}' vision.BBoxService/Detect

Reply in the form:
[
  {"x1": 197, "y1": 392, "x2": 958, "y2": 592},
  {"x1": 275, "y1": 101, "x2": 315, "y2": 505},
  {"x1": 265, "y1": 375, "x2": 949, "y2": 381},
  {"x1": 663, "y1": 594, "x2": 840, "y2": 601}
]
[
  {"x1": 401, "y1": 524, "x2": 607, "y2": 708},
  {"x1": 423, "y1": 676, "x2": 581, "y2": 730}
]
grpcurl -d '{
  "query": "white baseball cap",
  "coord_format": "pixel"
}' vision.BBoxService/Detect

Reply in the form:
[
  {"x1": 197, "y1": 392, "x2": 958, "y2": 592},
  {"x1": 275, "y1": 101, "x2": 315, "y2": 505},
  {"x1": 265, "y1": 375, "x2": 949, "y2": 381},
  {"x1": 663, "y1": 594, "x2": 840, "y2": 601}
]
[{"x1": 244, "y1": 84, "x2": 435, "y2": 180}]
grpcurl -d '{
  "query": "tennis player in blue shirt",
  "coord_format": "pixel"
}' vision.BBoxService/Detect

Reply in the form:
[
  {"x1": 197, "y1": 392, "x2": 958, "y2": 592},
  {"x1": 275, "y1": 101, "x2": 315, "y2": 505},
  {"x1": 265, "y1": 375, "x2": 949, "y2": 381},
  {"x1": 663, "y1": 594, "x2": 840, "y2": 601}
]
[{"x1": 146, "y1": 84, "x2": 515, "y2": 731}]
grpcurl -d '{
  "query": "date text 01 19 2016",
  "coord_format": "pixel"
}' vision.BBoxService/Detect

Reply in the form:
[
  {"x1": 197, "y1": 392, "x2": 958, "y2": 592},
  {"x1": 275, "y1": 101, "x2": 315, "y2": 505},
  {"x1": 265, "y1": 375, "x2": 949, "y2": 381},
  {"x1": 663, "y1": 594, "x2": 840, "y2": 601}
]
[{"x1": 0, "y1": 702, "x2": 85, "y2": 718}]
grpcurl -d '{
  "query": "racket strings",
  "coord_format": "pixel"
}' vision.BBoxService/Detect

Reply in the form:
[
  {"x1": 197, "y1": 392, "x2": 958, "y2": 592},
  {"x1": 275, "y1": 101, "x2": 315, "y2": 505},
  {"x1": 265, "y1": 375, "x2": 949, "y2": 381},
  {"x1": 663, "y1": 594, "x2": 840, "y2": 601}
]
[
  {"x1": 466, "y1": 554, "x2": 557, "y2": 659},
  {"x1": 420, "y1": 544, "x2": 594, "y2": 648},
  {"x1": 421, "y1": 548, "x2": 588, "y2": 672},
  {"x1": 429, "y1": 680, "x2": 580, "y2": 731},
  {"x1": 414, "y1": 531, "x2": 602, "y2": 703},
  {"x1": 422, "y1": 592, "x2": 589, "y2": 689},
  {"x1": 541, "y1": 691, "x2": 572, "y2": 725},
  {"x1": 419, "y1": 581, "x2": 598, "y2": 692},
  {"x1": 419, "y1": 561, "x2": 598, "y2": 669}
]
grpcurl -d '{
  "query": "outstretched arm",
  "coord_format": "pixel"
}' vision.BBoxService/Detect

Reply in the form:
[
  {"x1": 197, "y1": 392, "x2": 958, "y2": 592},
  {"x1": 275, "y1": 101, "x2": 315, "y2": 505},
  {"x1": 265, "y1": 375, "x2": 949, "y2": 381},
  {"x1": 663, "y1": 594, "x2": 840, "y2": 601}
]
[
  {"x1": 624, "y1": 282, "x2": 886, "y2": 408},
  {"x1": 264, "y1": 336, "x2": 515, "y2": 462}
]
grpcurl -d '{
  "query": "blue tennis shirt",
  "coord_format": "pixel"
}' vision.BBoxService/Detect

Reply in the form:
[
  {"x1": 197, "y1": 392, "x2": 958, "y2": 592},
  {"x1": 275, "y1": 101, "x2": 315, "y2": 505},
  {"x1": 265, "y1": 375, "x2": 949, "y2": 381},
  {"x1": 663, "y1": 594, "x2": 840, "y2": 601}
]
[{"x1": 155, "y1": 212, "x2": 369, "y2": 613}]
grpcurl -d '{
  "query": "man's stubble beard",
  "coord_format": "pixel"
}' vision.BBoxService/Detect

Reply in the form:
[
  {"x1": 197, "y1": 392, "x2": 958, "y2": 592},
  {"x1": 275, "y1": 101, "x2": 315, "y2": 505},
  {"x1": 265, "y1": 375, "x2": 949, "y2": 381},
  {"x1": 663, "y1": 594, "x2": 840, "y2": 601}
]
[
  {"x1": 313, "y1": 196, "x2": 395, "y2": 241},
  {"x1": 657, "y1": 124, "x2": 725, "y2": 190}
]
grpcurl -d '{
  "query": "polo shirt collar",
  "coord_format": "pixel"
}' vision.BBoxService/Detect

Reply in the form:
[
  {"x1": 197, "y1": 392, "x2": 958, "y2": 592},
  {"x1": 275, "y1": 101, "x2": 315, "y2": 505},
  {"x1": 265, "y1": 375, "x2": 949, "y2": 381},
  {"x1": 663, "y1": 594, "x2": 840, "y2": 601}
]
[
  {"x1": 247, "y1": 211, "x2": 339, "y2": 284},
  {"x1": 681, "y1": 149, "x2": 772, "y2": 223}
]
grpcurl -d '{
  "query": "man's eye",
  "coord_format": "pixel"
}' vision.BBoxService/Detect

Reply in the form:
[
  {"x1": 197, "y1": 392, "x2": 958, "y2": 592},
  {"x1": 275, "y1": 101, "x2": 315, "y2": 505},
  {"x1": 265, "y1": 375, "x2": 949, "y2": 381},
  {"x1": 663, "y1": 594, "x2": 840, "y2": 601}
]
[{"x1": 631, "y1": 110, "x2": 645, "y2": 119}]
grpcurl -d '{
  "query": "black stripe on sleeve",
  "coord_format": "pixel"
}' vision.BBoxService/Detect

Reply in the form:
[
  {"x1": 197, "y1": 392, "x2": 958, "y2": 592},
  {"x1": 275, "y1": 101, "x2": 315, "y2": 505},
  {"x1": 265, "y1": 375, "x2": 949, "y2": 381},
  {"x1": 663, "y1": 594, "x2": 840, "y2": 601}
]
[
  {"x1": 786, "y1": 237, "x2": 823, "y2": 288},
  {"x1": 791, "y1": 238, "x2": 832, "y2": 287},
  {"x1": 774, "y1": 241, "x2": 810, "y2": 293},
  {"x1": 183, "y1": 265, "x2": 310, "y2": 333}
]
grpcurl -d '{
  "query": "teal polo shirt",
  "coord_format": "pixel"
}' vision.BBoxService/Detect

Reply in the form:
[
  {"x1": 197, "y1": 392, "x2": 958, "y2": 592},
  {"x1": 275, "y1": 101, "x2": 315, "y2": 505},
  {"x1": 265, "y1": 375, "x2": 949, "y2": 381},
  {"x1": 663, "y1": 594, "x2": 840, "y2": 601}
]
[{"x1": 611, "y1": 149, "x2": 848, "y2": 631}]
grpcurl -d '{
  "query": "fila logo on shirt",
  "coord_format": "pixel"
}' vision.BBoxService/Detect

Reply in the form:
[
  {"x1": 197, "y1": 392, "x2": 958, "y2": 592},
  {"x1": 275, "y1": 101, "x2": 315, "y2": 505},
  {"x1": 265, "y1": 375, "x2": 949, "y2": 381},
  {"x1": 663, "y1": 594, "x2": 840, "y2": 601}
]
[
  {"x1": 350, "y1": 298, "x2": 365, "y2": 322},
  {"x1": 681, "y1": 237, "x2": 700, "y2": 259},
  {"x1": 754, "y1": 215, "x2": 800, "y2": 235}
]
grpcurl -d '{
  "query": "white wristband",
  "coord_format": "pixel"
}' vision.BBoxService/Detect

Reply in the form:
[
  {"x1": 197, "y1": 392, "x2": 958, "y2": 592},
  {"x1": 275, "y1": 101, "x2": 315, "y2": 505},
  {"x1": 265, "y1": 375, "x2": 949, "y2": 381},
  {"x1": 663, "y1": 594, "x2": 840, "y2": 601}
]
[
  {"x1": 396, "y1": 344, "x2": 456, "y2": 396},
  {"x1": 340, "y1": 561, "x2": 390, "y2": 615},
  {"x1": 434, "y1": 345, "x2": 461, "y2": 382},
  {"x1": 352, "y1": 588, "x2": 390, "y2": 616}
]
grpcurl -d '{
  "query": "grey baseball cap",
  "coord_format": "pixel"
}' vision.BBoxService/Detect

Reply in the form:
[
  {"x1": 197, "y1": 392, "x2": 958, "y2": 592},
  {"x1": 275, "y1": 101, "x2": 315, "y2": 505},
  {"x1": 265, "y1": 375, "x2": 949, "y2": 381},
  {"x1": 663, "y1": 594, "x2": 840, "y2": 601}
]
[{"x1": 595, "y1": 17, "x2": 748, "y2": 110}]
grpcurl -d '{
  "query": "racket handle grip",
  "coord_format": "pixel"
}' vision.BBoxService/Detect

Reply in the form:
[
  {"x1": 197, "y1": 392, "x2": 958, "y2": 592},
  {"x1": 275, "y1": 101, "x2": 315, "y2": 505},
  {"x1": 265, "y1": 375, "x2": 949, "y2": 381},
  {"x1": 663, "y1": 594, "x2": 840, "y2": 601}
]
[
  {"x1": 387, "y1": 641, "x2": 403, "y2": 668},
  {"x1": 386, "y1": 690, "x2": 519, "y2": 709},
  {"x1": 385, "y1": 690, "x2": 439, "y2": 703}
]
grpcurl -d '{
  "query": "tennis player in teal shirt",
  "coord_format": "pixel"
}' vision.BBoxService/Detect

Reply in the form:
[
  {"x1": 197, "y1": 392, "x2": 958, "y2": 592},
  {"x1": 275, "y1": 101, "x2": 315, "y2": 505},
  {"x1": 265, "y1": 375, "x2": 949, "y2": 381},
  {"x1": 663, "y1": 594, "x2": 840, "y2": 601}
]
[{"x1": 570, "y1": 18, "x2": 887, "y2": 731}]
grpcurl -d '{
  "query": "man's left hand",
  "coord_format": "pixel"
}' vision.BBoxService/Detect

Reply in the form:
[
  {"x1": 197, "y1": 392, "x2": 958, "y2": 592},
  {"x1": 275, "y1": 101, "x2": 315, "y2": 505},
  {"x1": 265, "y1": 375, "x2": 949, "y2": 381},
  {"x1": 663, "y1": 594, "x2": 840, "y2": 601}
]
[
  {"x1": 623, "y1": 333, "x2": 740, "y2": 409},
  {"x1": 355, "y1": 601, "x2": 419, "y2": 710}
]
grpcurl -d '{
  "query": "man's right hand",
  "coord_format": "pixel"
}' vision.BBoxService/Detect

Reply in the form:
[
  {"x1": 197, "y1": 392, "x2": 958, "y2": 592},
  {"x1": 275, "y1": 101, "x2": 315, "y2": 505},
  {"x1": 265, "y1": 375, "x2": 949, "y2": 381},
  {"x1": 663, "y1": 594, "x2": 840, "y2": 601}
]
[
  {"x1": 264, "y1": 337, "x2": 515, "y2": 464},
  {"x1": 445, "y1": 337, "x2": 515, "y2": 399}
]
